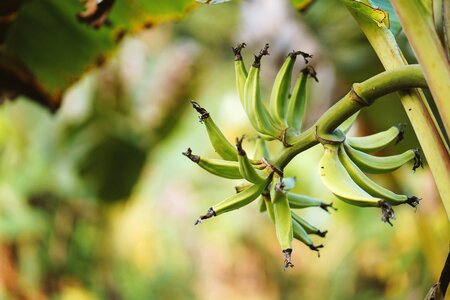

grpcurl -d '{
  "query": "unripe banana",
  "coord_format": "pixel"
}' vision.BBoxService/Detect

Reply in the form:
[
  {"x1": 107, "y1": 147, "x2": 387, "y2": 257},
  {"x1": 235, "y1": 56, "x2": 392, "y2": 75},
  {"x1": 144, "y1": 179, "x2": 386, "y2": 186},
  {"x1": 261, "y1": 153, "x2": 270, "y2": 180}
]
[
  {"x1": 183, "y1": 148, "x2": 243, "y2": 179},
  {"x1": 263, "y1": 191, "x2": 276, "y2": 222},
  {"x1": 236, "y1": 135, "x2": 267, "y2": 184},
  {"x1": 338, "y1": 112, "x2": 360, "y2": 134},
  {"x1": 338, "y1": 144, "x2": 420, "y2": 207},
  {"x1": 195, "y1": 178, "x2": 270, "y2": 224},
  {"x1": 292, "y1": 214, "x2": 324, "y2": 256},
  {"x1": 286, "y1": 66, "x2": 318, "y2": 132},
  {"x1": 271, "y1": 179, "x2": 294, "y2": 269},
  {"x1": 233, "y1": 43, "x2": 248, "y2": 105},
  {"x1": 287, "y1": 192, "x2": 336, "y2": 212},
  {"x1": 244, "y1": 44, "x2": 282, "y2": 138},
  {"x1": 319, "y1": 144, "x2": 396, "y2": 225},
  {"x1": 191, "y1": 101, "x2": 237, "y2": 161},
  {"x1": 347, "y1": 124, "x2": 405, "y2": 153},
  {"x1": 253, "y1": 136, "x2": 270, "y2": 160},
  {"x1": 291, "y1": 211, "x2": 327, "y2": 237},
  {"x1": 268, "y1": 51, "x2": 300, "y2": 128},
  {"x1": 344, "y1": 143, "x2": 423, "y2": 174}
]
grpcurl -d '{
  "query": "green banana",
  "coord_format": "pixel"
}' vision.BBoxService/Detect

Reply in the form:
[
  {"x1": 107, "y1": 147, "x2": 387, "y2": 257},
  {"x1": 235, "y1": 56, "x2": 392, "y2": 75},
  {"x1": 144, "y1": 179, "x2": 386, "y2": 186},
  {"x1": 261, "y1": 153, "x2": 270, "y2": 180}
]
[
  {"x1": 253, "y1": 136, "x2": 270, "y2": 160},
  {"x1": 183, "y1": 148, "x2": 242, "y2": 179},
  {"x1": 235, "y1": 182, "x2": 252, "y2": 193},
  {"x1": 292, "y1": 214, "x2": 324, "y2": 256},
  {"x1": 344, "y1": 142, "x2": 423, "y2": 174},
  {"x1": 347, "y1": 124, "x2": 405, "y2": 153},
  {"x1": 236, "y1": 136, "x2": 266, "y2": 184},
  {"x1": 263, "y1": 191, "x2": 275, "y2": 222},
  {"x1": 191, "y1": 101, "x2": 237, "y2": 161},
  {"x1": 271, "y1": 179, "x2": 294, "y2": 269},
  {"x1": 287, "y1": 192, "x2": 336, "y2": 212},
  {"x1": 338, "y1": 144, "x2": 420, "y2": 207},
  {"x1": 233, "y1": 43, "x2": 248, "y2": 105},
  {"x1": 195, "y1": 179, "x2": 269, "y2": 224},
  {"x1": 337, "y1": 112, "x2": 360, "y2": 134},
  {"x1": 319, "y1": 144, "x2": 395, "y2": 225},
  {"x1": 286, "y1": 66, "x2": 318, "y2": 132},
  {"x1": 291, "y1": 211, "x2": 327, "y2": 237},
  {"x1": 268, "y1": 51, "x2": 300, "y2": 128},
  {"x1": 319, "y1": 144, "x2": 382, "y2": 207},
  {"x1": 244, "y1": 44, "x2": 282, "y2": 138}
]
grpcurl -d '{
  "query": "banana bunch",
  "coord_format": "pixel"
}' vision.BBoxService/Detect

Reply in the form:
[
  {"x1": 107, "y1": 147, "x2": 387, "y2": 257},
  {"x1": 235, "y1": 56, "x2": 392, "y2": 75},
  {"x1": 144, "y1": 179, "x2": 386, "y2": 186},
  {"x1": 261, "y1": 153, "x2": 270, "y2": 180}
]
[
  {"x1": 233, "y1": 43, "x2": 317, "y2": 145},
  {"x1": 318, "y1": 126, "x2": 422, "y2": 226},
  {"x1": 184, "y1": 99, "x2": 332, "y2": 269},
  {"x1": 183, "y1": 43, "x2": 422, "y2": 270}
]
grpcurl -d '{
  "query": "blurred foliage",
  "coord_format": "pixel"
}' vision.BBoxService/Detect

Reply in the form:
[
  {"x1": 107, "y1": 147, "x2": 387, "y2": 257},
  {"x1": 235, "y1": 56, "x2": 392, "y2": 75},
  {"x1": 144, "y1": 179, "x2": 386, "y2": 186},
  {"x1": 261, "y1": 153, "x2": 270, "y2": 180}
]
[
  {"x1": 0, "y1": 0, "x2": 448, "y2": 299},
  {"x1": 0, "y1": 0, "x2": 196, "y2": 109}
]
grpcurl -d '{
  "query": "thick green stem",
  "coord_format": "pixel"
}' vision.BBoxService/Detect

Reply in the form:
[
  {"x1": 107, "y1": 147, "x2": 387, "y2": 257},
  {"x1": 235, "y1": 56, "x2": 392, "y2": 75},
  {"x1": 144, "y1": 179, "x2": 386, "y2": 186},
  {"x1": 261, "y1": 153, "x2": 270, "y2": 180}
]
[
  {"x1": 391, "y1": 0, "x2": 450, "y2": 134},
  {"x1": 343, "y1": 0, "x2": 450, "y2": 219},
  {"x1": 275, "y1": 65, "x2": 427, "y2": 169}
]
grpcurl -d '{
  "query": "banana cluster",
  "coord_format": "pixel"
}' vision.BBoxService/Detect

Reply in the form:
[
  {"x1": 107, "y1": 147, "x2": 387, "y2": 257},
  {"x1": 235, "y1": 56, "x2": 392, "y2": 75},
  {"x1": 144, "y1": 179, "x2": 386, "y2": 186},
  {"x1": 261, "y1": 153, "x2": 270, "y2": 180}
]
[
  {"x1": 319, "y1": 126, "x2": 422, "y2": 226},
  {"x1": 183, "y1": 43, "x2": 421, "y2": 270}
]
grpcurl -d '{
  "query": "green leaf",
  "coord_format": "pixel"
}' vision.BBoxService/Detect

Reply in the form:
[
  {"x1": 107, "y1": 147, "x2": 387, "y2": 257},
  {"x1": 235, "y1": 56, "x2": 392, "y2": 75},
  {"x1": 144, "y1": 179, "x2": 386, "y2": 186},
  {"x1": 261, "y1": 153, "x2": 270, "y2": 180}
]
[
  {"x1": 290, "y1": 0, "x2": 316, "y2": 12},
  {"x1": 0, "y1": 0, "x2": 195, "y2": 110}
]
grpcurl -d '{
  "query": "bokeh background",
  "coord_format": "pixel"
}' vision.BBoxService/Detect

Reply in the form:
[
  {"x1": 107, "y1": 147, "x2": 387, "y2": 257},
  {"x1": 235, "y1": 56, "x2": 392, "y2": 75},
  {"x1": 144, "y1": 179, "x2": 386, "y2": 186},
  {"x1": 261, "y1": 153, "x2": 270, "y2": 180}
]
[{"x1": 0, "y1": 0, "x2": 448, "y2": 299}]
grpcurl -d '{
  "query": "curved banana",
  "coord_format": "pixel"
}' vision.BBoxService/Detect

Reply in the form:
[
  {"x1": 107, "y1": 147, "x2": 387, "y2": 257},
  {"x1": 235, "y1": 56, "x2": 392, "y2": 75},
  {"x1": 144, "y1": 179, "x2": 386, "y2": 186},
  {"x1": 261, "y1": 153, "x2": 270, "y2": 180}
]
[
  {"x1": 244, "y1": 44, "x2": 282, "y2": 138},
  {"x1": 319, "y1": 144, "x2": 382, "y2": 207},
  {"x1": 271, "y1": 179, "x2": 294, "y2": 269},
  {"x1": 292, "y1": 214, "x2": 323, "y2": 256},
  {"x1": 319, "y1": 144, "x2": 396, "y2": 225},
  {"x1": 195, "y1": 179, "x2": 269, "y2": 224},
  {"x1": 269, "y1": 51, "x2": 299, "y2": 128},
  {"x1": 347, "y1": 124, "x2": 404, "y2": 153},
  {"x1": 291, "y1": 211, "x2": 327, "y2": 237},
  {"x1": 233, "y1": 43, "x2": 248, "y2": 105},
  {"x1": 344, "y1": 142, "x2": 422, "y2": 174},
  {"x1": 286, "y1": 66, "x2": 318, "y2": 132},
  {"x1": 236, "y1": 136, "x2": 267, "y2": 184},
  {"x1": 337, "y1": 112, "x2": 359, "y2": 134},
  {"x1": 338, "y1": 144, "x2": 420, "y2": 207},
  {"x1": 191, "y1": 101, "x2": 237, "y2": 161},
  {"x1": 183, "y1": 148, "x2": 242, "y2": 179},
  {"x1": 287, "y1": 192, "x2": 336, "y2": 212},
  {"x1": 263, "y1": 191, "x2": 275, "y2": 222},
  {"x1": 253, "y1": 136, "x2": 270, "y2": 160}
]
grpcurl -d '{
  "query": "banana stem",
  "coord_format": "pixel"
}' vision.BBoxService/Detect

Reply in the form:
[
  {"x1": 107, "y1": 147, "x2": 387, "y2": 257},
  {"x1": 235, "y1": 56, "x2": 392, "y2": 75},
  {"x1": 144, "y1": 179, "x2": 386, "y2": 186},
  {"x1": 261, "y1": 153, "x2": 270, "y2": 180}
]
[
  {"x1": 275, "y1": 65, "x2": 427, "y2": 169},
  {"x1": 390, "y1": 0, "x2": 450, "y2": 134}
]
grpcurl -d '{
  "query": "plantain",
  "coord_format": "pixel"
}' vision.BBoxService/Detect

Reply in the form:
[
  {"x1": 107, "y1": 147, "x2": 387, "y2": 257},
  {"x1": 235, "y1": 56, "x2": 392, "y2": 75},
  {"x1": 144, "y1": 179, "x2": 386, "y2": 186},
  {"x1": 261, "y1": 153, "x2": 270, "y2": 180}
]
[{"x1": 183, "y1": 148, "x2": 242, "y2": 179}]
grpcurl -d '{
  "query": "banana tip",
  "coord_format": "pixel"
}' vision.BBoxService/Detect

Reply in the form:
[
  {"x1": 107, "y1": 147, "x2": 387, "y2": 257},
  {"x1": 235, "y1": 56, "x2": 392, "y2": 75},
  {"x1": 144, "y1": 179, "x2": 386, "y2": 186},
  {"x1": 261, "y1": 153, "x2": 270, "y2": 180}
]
[{"x1": 282, "y1": 249, "x2": 294, "y2": 271}]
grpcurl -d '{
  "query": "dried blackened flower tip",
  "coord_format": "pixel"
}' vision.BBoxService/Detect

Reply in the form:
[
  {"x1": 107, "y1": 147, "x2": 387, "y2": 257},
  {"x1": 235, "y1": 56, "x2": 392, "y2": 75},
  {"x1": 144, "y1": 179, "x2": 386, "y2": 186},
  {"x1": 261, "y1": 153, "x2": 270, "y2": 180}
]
[
  {"x1": 379, "y1": 200, "x2": 396, "y2": 226},
  {"x1": 309, "y1": 244, "x2": 324, "y2": 257},
  {"x1": 252, "y1": 43, "x2": 270, "y2": 68},
  {"x1": 182, "y1": 148, "x2": 200, "y2": 163},
  {"x1": 320, "y1": 202, "x2": 337, "y2": 213},
  {"x1": 232, "y1": 43, "x2": 246, "y2": 60},
  {"x1": 236, "y1": 135, "x2": 246, "y2": 156},
  {"x1": 318, "y1": 230, "x2": 328, "y2": 238},
  {"x1": 302, "y1": 65, "x2": 319, "y2": 82},
  {"x1": 412, "y1": 148, "x2": 423, "y2": 172},
  {"x1": 194, "y1": 207, "x2": 216, "y2": 225},
  {"x1": 395, "y1": 123, "x2": 406, "y2": 144},
  {"x1": 190, "y1": 100, "x2": 209, "y2": 122},
  {"x1": 405, "y1": 196, "x2": 421, "y2": 208},
  {"x1": 282, "y1": 249, "x2": 294, "y2": 271},
  {"x1": 294, "y1": 50, "x2": 313, "y2": 64}
]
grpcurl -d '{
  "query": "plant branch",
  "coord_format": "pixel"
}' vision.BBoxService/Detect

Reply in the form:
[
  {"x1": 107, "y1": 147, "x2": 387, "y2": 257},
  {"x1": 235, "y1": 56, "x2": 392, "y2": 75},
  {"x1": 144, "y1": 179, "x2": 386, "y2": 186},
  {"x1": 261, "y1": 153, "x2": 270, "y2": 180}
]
[{"x1": 275, "y1": 65, "x2": 427, "y2": 169}]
